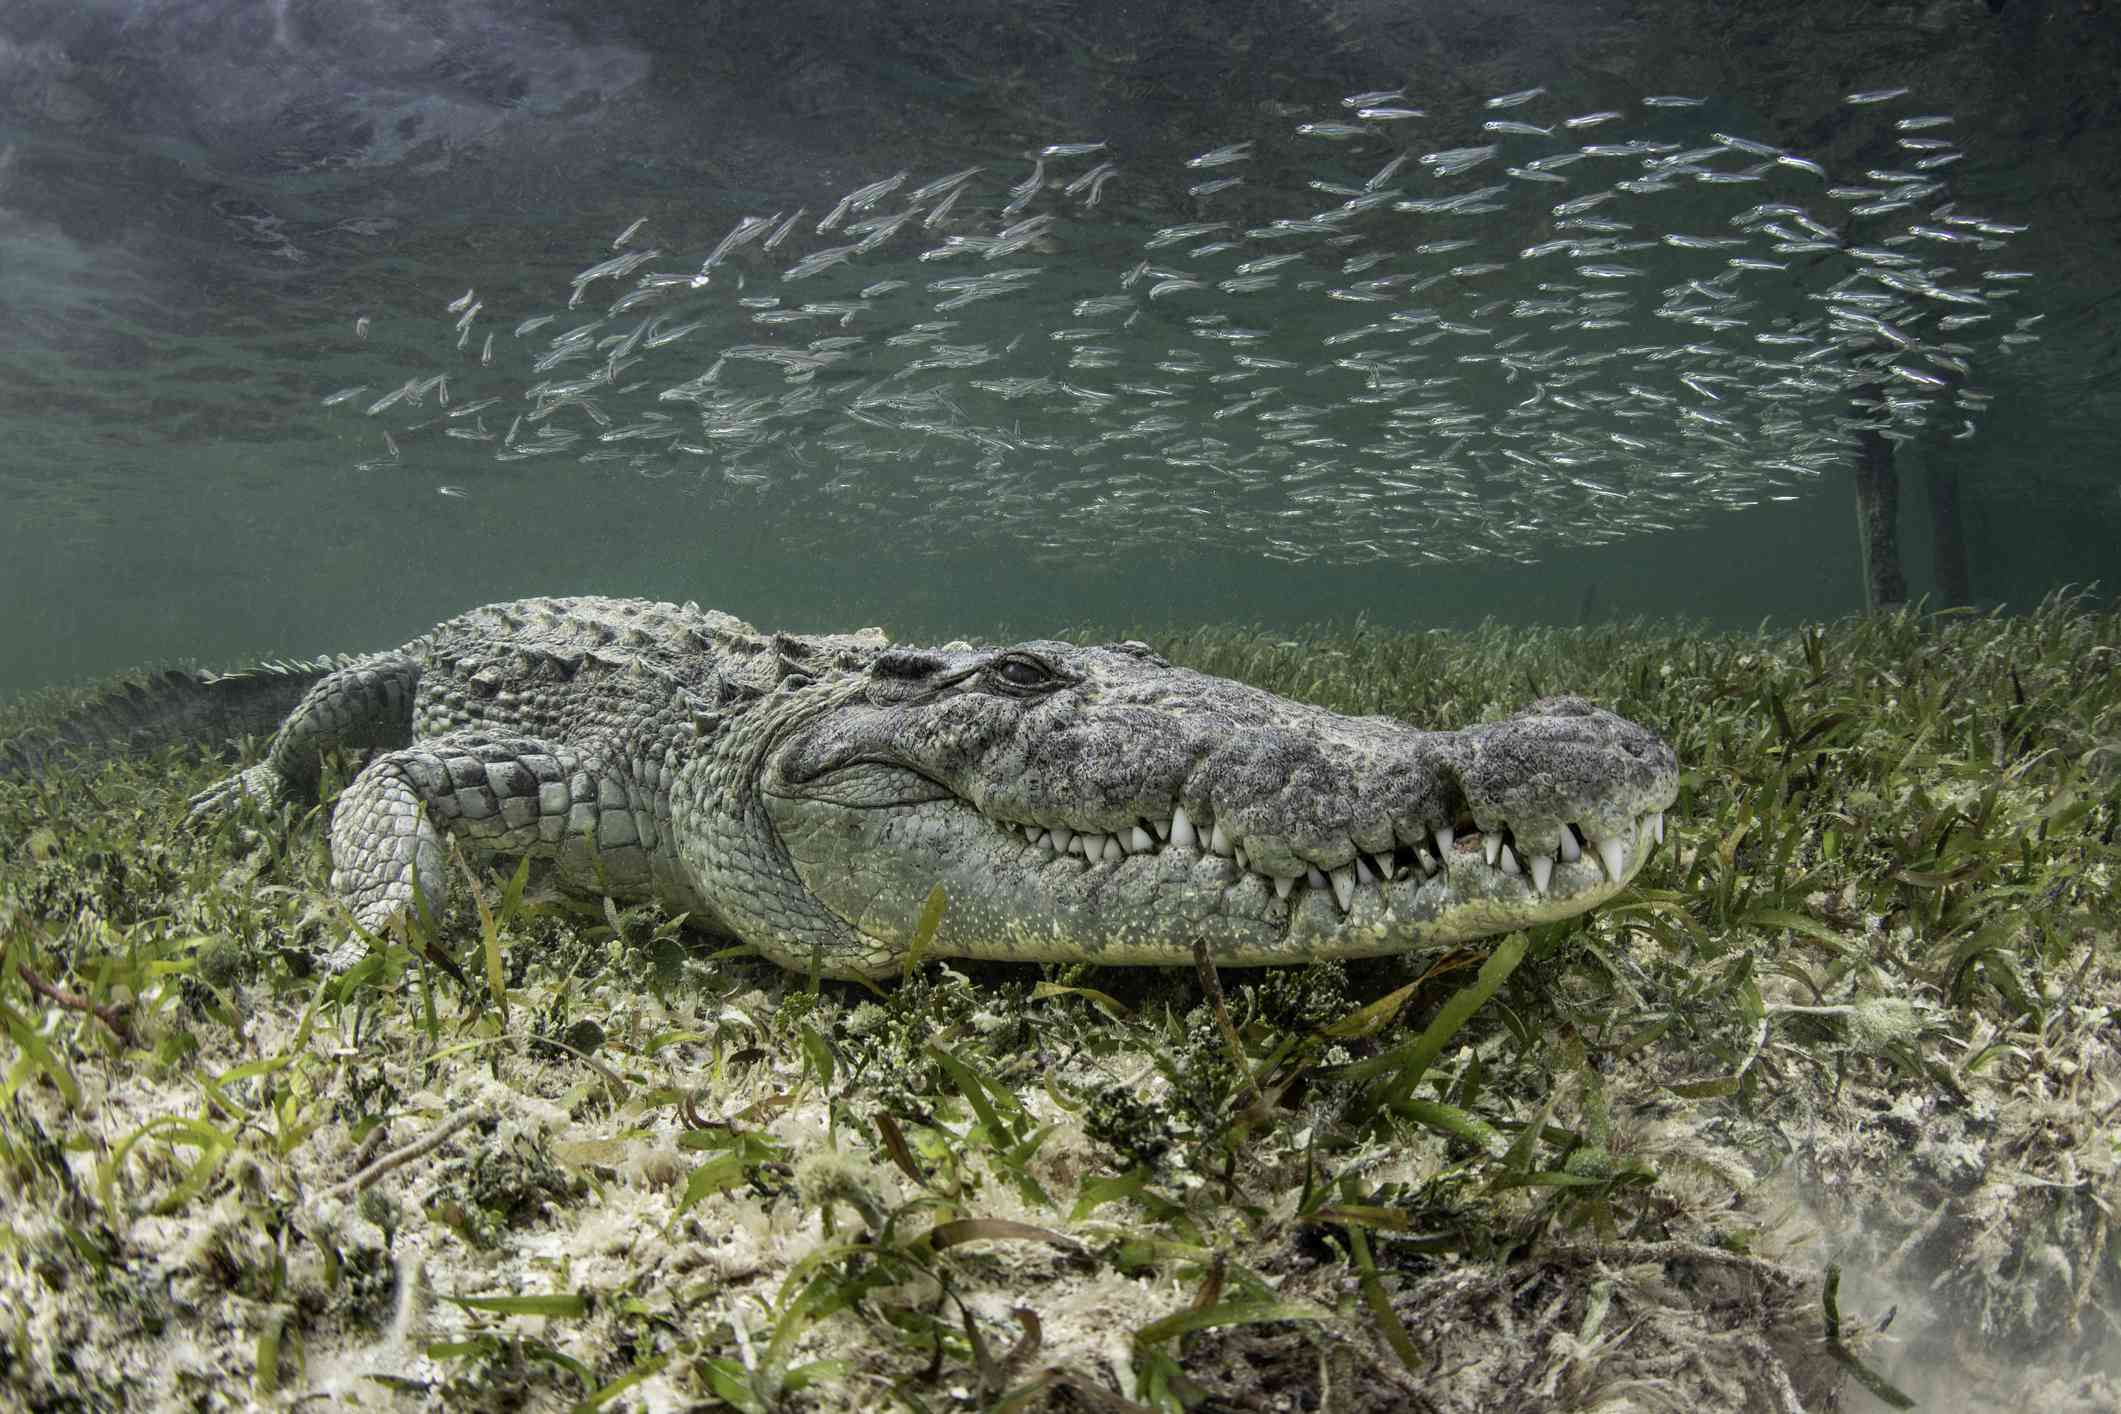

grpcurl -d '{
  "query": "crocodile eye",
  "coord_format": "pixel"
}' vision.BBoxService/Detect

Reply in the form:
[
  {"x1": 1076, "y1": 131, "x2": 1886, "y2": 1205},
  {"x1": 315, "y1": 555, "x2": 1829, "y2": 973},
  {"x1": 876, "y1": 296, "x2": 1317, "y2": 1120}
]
[{"x1": 985, "y1": 653, "x2": 1059, "y2": 693}]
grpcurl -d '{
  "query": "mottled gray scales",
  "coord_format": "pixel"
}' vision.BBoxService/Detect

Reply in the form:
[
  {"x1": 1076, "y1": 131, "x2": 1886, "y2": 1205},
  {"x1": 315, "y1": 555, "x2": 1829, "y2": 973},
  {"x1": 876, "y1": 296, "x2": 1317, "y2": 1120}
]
[{"x1": 182, "y1": 595, "x2": 1678, "y2": 979}]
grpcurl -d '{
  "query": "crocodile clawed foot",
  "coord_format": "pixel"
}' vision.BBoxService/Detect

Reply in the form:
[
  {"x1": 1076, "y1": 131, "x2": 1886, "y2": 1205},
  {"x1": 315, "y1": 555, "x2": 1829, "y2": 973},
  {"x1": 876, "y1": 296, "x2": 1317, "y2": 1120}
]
[
  {"x1": 319, "y1": 931, "x2": 383, "y2": 974},
  {"x1": 321, "y1": 899, "x2": 465, "y2": 984},
  {"x1": 186, "y1": 763, "x2": 292, "y2": 824}
]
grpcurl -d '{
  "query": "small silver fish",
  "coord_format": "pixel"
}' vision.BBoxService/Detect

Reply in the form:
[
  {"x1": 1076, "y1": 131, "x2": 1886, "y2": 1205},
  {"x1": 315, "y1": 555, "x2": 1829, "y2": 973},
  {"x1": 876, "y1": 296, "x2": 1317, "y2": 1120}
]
[
  {"x1": 1186, "y1": 141, "x2": 1254, "y2": 169},
  {"x1": 1006, "y1": 159, "x2": 1046, "y2": 213},
  {"x1": 763, "y1": 209, "x2": 807, "y2": 252},
  {"x1": 357, "y1": 82, "x2": 2033, "y2": 573},
  {"x1": 1422, "y1": 145, "x2": 1499, "y2": 174},
  {"x1": 1146, "y1": 222, "x2": 1229, "y2": 249},
  {"x1": 1485, "y1": 87, "x2": 1547, "y2": 109},
  {"x1": 908, "y1": 168, "x2": 981, "y2": 203},
  {"x1": 819, "y1": 172, "x2": 908, "y2": 234},
  {"x1": 365, "y1": 381, "x2": 412, "y2": 417},
  {"x1": 1553, "y1": 191, "x2": 1615, "y2": 216},
  {"x1": 924, "y1": 185, "x2": 969, "y2": 229},
  {"x1": 1713, "y1": 133, "x2": 1781, "y2": 157}
]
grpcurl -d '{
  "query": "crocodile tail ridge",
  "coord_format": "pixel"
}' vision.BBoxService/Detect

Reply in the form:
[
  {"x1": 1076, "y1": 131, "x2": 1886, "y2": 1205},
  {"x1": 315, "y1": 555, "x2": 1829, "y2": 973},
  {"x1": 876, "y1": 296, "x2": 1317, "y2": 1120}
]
[{"x1": 0, "y1": 656, "x2": 353, "y2": 781}]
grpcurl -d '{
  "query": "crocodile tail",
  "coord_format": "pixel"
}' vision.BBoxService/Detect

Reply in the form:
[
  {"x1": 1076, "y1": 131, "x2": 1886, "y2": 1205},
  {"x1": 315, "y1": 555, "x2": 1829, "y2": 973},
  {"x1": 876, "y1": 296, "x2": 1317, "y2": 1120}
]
[{"x1": 0, "y1": 656, "x2": 350, "y2": 781}]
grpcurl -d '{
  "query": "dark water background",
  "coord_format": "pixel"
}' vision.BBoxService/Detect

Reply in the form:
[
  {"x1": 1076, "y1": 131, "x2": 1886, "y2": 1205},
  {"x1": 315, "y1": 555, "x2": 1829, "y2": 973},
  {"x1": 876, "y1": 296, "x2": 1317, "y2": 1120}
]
[{"x1": 2, "y1": 0, "x2": 2115, "y2": 695}]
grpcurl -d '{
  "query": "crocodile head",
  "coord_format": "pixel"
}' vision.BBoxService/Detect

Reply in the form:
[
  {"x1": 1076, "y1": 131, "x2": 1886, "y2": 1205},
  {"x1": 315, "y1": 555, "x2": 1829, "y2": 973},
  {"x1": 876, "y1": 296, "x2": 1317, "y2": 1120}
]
[{"x1": 752, "y1": 638, "x2": 1678, "y2": 978}]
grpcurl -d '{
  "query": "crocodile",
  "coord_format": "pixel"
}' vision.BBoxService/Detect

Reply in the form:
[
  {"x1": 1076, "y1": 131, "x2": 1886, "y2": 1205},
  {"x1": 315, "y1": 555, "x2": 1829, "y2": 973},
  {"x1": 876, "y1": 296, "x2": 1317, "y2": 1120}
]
[{"x1": 119, "y1": 595, "x2": 1677, "y2": 978}]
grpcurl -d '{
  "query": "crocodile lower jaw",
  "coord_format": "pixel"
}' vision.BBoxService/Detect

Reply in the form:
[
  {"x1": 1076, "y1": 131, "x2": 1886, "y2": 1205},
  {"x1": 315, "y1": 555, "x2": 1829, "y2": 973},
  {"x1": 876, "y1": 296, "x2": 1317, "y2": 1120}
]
[
  {"x1": 775, "y1": 795, "x2": 1667, "y2": 972},
  {"x1": 936, "y1": 808, "x2": 1664, "y2": 966}
]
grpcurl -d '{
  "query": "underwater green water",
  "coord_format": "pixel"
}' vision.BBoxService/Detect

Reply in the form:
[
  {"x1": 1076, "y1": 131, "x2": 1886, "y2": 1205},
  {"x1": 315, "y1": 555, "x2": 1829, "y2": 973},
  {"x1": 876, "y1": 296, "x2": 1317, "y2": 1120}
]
[{"x1": 1, "y1": 0, "x2": 2115, "y2": 696}]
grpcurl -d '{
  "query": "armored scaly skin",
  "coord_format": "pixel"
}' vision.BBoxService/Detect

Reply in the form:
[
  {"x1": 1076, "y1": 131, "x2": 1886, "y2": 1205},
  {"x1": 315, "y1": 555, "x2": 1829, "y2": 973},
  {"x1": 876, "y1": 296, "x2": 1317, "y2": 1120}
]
[
  {"x1": 0, "y1": 658, "x2": 351, "y2": 782},
  {"x1": 183, "y1": 596, "x2": 1679, "y2": 978}
]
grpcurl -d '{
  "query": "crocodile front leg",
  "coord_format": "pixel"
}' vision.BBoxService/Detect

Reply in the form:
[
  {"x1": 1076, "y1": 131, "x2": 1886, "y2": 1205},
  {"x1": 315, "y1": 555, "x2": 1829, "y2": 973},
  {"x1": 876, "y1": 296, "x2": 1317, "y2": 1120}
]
[
  {"x1": 328, "y1": 732, "x2": 670, "y2": 945},
  {"x1": 189, "y1": 652, "x2": 421, "y2": 818}
]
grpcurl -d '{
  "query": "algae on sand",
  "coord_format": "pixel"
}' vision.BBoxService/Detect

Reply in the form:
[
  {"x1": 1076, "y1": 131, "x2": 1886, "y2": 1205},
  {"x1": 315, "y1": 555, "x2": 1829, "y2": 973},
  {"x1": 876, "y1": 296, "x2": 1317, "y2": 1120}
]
[{"x1": 1, "y1": 593, "x2": 2117, "y2": 1411}]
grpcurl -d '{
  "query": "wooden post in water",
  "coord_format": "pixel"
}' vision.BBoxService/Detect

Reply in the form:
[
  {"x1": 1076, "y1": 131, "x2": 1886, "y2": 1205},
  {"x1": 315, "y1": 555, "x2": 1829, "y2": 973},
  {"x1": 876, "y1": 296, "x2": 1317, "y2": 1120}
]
[
  {"x1": 1921, "y1": 366, "x2": 1972, "y2": 608},
  {"x1": 1927, "y1": 459, "x2": 1970, "y2": 607},
  {"x1": 1851, "y1": 384, "x2": 1906, "y2": 610}
]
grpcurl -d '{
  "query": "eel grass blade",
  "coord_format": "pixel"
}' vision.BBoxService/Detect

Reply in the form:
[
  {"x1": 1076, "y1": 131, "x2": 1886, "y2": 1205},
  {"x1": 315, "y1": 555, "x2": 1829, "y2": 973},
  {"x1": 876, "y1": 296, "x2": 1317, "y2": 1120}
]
[
  {"x1": 903, "y1": 883, "x2": 949, "y2": 982},
  {"x1": 1345, "y1": 932, "x2": 1530, "y2": 1120},
  {"x1": 1822, "y1": 1264, "x2": 1915, "y2": 1409}
]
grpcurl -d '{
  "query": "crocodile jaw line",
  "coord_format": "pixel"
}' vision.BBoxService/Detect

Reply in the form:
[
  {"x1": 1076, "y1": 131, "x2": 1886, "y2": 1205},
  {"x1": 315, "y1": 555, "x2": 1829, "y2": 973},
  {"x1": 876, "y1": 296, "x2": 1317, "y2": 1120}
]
[{"x1": 769, "y1": 789, "x2": 1666, "y2": 968}]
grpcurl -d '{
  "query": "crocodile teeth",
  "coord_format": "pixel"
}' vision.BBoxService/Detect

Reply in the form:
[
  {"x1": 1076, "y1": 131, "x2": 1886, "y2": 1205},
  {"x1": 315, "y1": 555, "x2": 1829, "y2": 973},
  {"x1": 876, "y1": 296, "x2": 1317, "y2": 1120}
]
[
  {"x1": 998, "y1": 800, "x2": 1665, "y2": 906},
  {"x1": 1170, "y1": 805, "x2": 1198, "y2": 849}
]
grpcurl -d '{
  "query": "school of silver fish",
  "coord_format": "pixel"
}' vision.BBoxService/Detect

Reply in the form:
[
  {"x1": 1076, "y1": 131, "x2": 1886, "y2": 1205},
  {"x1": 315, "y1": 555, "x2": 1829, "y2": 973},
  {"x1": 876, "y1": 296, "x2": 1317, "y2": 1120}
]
[{"x1": 333, "y1": 84, "x2": 2039, "y2": 566}]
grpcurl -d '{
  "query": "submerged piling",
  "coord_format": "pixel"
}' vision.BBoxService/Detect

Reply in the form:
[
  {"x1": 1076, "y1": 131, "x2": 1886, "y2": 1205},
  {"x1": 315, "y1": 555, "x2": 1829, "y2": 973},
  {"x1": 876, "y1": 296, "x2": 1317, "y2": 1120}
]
[{"x1": 1852, "y1": 392, "x2": 1907, "y2": 611}]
